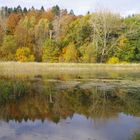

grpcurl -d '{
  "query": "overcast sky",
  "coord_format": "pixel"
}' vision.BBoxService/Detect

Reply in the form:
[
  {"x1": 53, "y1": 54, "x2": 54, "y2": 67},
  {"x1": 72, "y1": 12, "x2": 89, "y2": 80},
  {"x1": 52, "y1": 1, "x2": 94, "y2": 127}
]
[{"x1": 0, "y1": 0, "x2": 140, "y2": 16}]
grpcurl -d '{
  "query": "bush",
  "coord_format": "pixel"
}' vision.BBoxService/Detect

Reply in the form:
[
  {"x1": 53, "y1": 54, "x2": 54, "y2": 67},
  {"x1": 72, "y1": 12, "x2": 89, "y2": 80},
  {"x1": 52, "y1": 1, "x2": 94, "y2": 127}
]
[
  {"x1": 107, "y1": 57, "x2": 120, "y2": 64},
  {"x1": 120, "y1": 61, "x2": 129, "y2": 64},
  {"x1": 16, "y1": 47, "x2": 35, "y2": 62}
]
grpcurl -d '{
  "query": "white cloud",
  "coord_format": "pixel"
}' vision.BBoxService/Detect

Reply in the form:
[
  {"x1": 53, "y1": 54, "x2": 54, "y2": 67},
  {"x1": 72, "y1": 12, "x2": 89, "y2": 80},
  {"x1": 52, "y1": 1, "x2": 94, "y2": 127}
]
[{"x1": 0, "y1": 114, "x2": 140, "y2": 140}]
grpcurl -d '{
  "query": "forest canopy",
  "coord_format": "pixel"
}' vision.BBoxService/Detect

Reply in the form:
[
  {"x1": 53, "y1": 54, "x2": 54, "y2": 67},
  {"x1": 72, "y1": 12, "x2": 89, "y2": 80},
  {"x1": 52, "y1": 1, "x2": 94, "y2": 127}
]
[{"x1": 0, "y1": 5, "x2": 140, "y2": 63}]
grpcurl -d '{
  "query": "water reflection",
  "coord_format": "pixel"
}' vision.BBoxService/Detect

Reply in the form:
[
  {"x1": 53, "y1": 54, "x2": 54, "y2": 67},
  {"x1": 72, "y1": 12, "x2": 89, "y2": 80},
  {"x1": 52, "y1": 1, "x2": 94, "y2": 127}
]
[{"x1": 0, "y1": 76, "x2": 140, "y2": 140}]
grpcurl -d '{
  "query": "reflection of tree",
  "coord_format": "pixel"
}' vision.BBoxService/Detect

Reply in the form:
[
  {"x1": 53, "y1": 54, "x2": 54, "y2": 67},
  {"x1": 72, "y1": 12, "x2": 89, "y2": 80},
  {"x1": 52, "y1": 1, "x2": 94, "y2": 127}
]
[
  {"x1": 0, "y1": 78, "x2": 140, "y2": 123},
  {"x1": 0, "y1": 79, "x2": 29, "y2": 104},
  {"x1": 132, "y1": 132, "x2": 140, "y2": 140},
  {"x1": 89, "y1": 87, "x2": 140, "y2": 120}
]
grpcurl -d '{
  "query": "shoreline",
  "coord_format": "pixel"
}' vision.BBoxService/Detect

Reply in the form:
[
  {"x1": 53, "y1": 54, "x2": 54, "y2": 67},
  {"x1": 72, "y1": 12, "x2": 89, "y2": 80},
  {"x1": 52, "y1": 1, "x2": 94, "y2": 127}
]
[
  {"x1": 0, "y1": 62, "x2": 139, "y2": 77},
  {"x1": 0, "y1": 62, "x2": 140, "y2": 69}
]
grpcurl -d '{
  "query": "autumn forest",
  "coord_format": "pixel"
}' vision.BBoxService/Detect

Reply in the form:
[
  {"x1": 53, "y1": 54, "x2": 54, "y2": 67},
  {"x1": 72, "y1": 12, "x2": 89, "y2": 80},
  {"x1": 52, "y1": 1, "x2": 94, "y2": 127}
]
[{"x1": 0, "y1": 5, "x2": 140, "y2": 63}]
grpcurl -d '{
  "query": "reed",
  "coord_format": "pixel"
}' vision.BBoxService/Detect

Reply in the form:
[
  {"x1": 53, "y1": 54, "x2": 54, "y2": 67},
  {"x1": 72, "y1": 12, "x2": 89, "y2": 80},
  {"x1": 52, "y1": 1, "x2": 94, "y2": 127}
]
[{"x1": 0, "y1": 62, "x2": 140, "y2": 77}]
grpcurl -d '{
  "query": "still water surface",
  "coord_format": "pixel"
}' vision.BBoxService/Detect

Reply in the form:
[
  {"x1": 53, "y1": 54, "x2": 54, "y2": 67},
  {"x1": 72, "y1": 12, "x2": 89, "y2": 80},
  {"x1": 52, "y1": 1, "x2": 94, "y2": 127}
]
[{"x1": 0, "y1": 71, "x2": 140, "y2": 140}]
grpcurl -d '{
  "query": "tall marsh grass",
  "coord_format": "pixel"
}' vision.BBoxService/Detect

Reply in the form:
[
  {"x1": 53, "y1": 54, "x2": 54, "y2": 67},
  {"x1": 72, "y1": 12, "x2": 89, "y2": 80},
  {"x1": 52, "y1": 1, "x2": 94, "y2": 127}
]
[{"x1": 0, "y1": 62, "x2": 140, "y2": 77}]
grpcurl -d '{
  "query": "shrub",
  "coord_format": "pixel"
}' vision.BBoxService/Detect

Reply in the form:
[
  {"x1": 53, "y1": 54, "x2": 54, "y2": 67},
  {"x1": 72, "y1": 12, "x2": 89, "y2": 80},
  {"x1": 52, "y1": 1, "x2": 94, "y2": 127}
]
[
  {"x1": 107, "y1": 57, "x2": 120, "y2": 64},
  {"x1": 16, "y1": 47, "x2": 35, "y2": 62}
]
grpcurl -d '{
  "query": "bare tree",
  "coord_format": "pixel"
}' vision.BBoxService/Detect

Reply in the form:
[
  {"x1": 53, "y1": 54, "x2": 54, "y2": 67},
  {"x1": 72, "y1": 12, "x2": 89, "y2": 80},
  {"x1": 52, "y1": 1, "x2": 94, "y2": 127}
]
[{"x1": 90, "y1": 11, "x2": 122, "y2": 62}]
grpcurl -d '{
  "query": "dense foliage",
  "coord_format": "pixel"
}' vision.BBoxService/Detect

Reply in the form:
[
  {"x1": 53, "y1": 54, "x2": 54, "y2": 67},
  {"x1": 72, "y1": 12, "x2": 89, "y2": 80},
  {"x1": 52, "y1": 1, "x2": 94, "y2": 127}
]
[{"x1": 0, "y1": 5, "x2": 140, "y2": 63}]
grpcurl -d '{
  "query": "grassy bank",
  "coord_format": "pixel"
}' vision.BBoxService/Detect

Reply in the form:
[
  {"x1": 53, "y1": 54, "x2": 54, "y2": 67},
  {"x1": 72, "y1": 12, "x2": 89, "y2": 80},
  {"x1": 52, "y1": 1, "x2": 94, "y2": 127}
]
[{"x1": 0, "y1": 62, "x2": 140, "y2": 77}]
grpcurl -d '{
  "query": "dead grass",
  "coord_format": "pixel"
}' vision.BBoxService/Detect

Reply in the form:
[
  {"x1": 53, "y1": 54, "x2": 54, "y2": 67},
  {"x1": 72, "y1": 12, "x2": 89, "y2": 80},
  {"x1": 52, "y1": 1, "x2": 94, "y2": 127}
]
[{"x1": 0, "y1": 62, "x2": 140, "y2": 77}]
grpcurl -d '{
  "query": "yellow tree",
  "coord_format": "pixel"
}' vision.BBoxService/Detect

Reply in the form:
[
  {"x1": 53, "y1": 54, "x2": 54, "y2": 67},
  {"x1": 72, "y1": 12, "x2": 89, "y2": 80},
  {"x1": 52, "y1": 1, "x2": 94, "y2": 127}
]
[
  {"x1": 0, "y1": 25, "x2": 4, "y2": 45},
  {"x1": 63, "y1": 43, "x2": 79, "y2": 62},
  {"x1": 16, "y1": 47, "x2": 35, "y2": 62},
  {"x1": 35, "y1": 18, "x2": 49, "y2": 61},
  {"x1": 80, "y1": 44, "x2": 96, "y2": 63},
  {"x1": 15, "y1": 16, "x2": 36, "y2": 49}
]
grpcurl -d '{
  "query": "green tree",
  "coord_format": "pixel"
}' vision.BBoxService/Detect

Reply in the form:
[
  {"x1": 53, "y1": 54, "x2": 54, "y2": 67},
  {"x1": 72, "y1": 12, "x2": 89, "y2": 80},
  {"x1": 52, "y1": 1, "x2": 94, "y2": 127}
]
[
  {"x1": 42, "y1": 39, "x2": 60, "y2": 62},
  {"x1": 67, "y1": 15, "x2": 92, "y2": 46},
  {"x1": 35, "y1": 18, "x2": 49, "y2": 61},
  {"x1": 23, "y1": 7, "x2": 28, "y2": 13},
  {"x1": 16, "y1": 5, "x2": 22, "y2": 13},
  {"x1": 69, "y1": 10, "x2": 75, "y2": 16},
  {"x1": 0, "y1": 35, "x2": 17, "y2": 60},
  {"x1": 122, "y1": 15, "x2": 140, "y2": 62},
  {"x1": 52, "y1": 5, "x2": 60, "y2": 16},
  {"x1": 79, "y1": 44, "x2": 96, "y2": 63},
  {"x1": 40, "y1": 6, "x2": 45, "y2": 12}
]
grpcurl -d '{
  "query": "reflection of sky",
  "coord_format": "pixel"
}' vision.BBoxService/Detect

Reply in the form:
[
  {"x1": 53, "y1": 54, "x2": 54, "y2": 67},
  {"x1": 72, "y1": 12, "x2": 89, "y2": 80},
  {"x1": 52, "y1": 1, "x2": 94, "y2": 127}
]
[{"x1": 0, "y1": 113, "x2": 140, "y2": 140}]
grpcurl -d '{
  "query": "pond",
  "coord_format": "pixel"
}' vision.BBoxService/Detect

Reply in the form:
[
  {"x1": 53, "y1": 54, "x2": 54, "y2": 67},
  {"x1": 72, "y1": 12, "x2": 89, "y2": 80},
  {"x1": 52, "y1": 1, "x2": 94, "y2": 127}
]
[{"x1": 0, "y1": 71, "x2": 140, "y2": 140}]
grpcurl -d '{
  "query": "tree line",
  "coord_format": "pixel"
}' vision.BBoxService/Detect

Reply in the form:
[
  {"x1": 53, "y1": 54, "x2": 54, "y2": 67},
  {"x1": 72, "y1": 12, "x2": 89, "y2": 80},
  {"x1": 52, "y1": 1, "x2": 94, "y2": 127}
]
[{"x1": 0, "y1": 5, "x2": 140, "y2": 63}]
